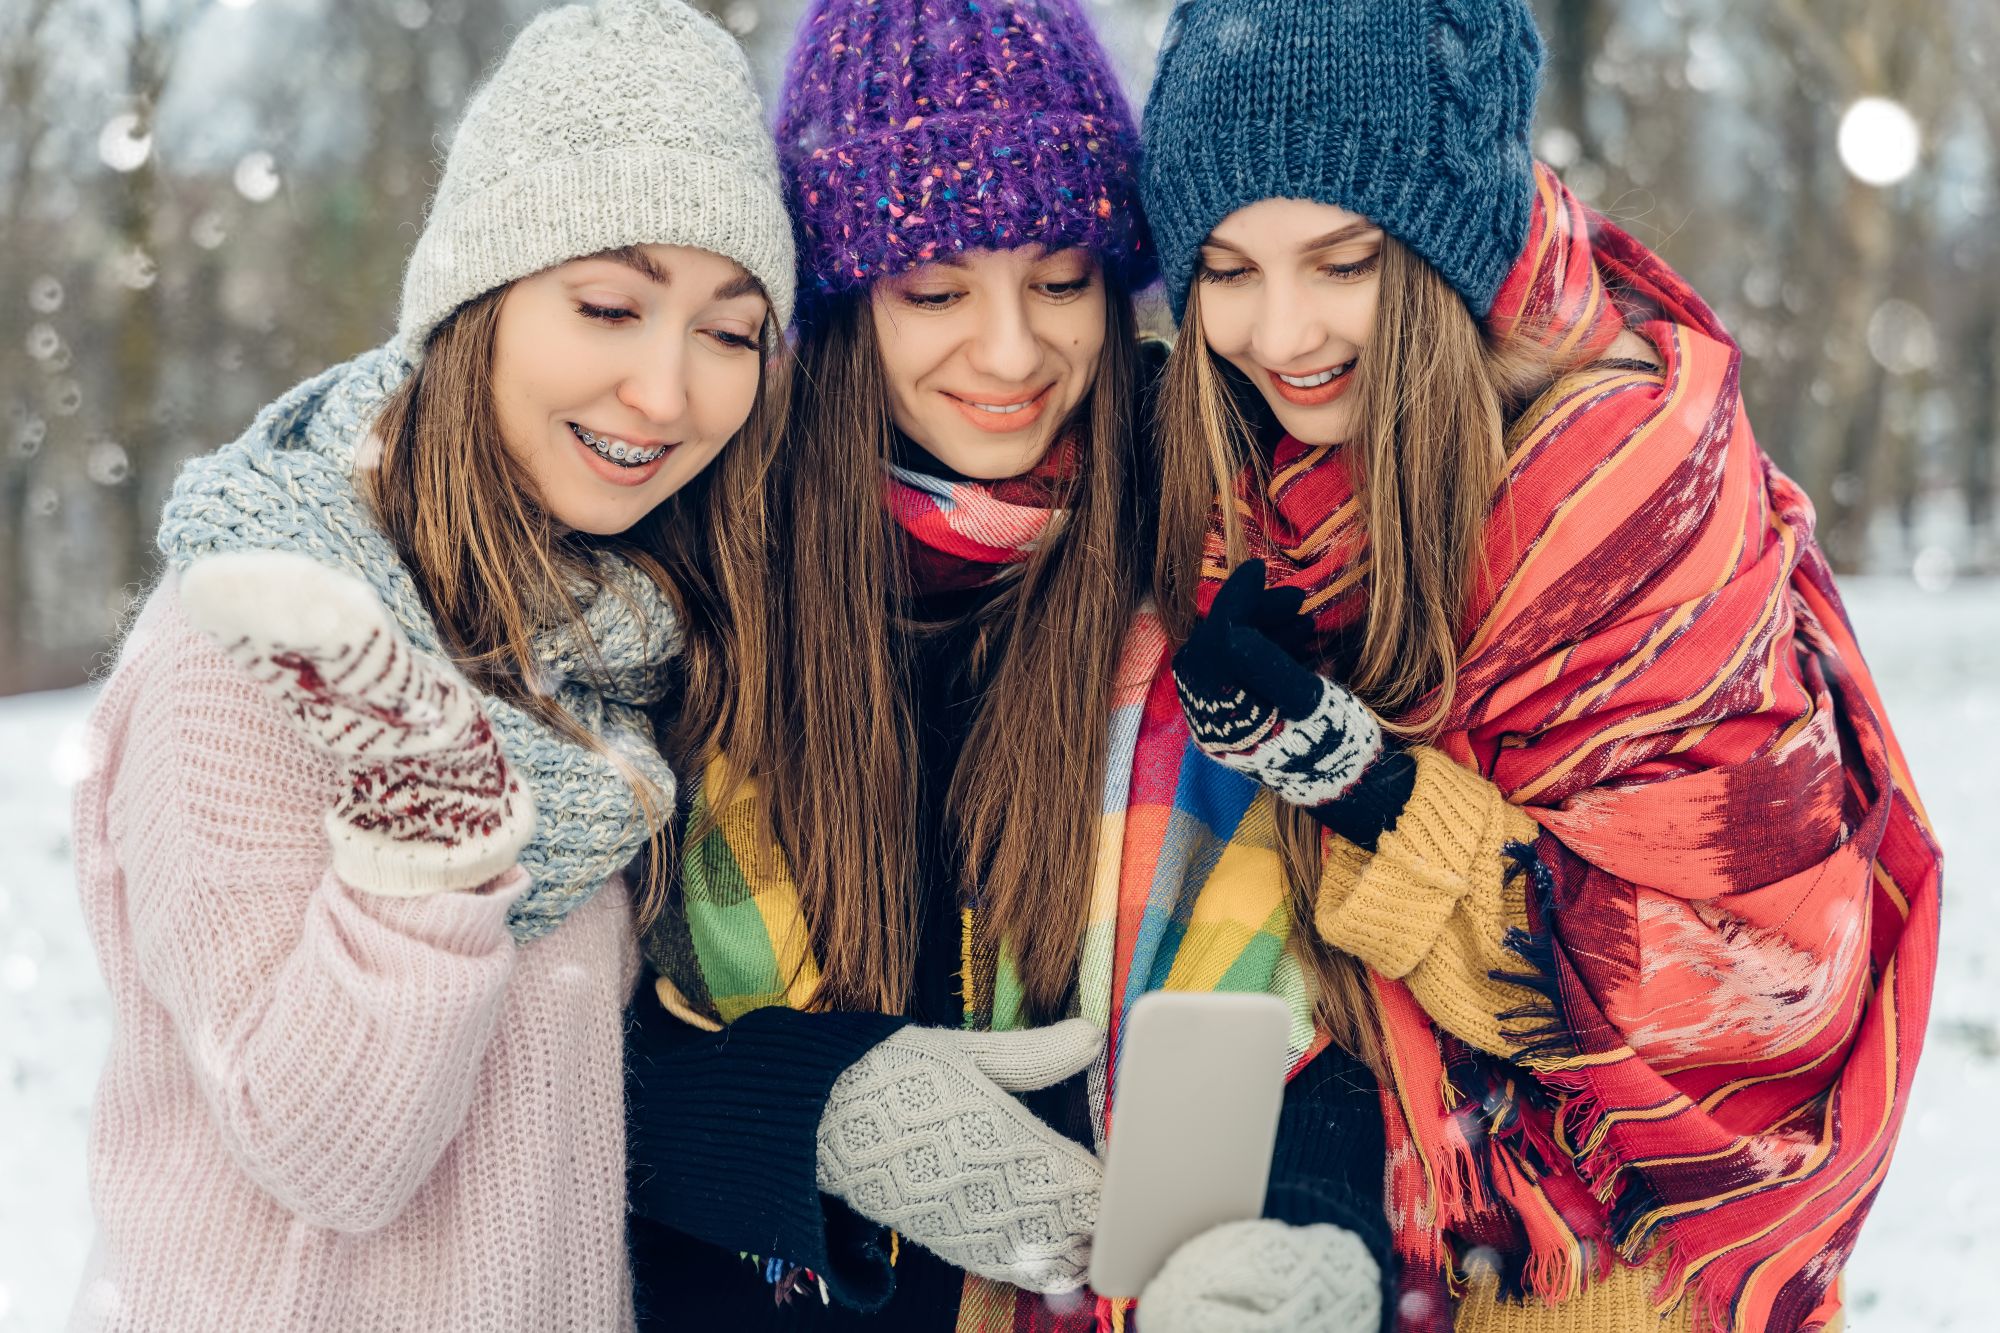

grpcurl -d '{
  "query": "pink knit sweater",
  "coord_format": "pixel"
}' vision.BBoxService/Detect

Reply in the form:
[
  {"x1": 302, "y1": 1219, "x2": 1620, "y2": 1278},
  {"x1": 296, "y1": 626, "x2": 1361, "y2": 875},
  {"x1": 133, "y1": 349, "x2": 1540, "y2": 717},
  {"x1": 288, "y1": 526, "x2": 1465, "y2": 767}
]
[{"x1": 69, "y1": 579, "x2": 640, "y2": 1332}]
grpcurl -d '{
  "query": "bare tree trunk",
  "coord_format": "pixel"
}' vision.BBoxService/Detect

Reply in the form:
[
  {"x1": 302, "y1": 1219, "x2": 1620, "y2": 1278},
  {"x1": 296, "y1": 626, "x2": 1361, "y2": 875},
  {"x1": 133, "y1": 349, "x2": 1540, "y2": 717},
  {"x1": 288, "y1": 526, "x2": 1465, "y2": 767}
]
[
  {"x1": 1540, "y1": 0, "x2": 1611, "y2": 165},
  {"x1": 1957, "y1": 0, "x2": 2000, "y2": 568},
  {"x1": 1757, "y1": 0, "x2": 1958, "y2": 570},
  {"x1": 1755, "y1": 67, "x2": 1831, "y2": 483},
  {"x1": 103, "y1": 143, "x2": 163, "y2": 616},
  {"x1": 0, "y1": 462, "x2": 31, "y2": 693},
  {"x1": 1964, "y1": 304, "x2": 1999, "y2": 568},
  {"x1": 0, "y1": 0, "x2": 61, "y2": 692},
  {"x1": 1810, "y1": 171, "x2": 1904, "y2": 572},
  {"x1": 98, "y1": 0, "x2": 215, "y2": 638}
]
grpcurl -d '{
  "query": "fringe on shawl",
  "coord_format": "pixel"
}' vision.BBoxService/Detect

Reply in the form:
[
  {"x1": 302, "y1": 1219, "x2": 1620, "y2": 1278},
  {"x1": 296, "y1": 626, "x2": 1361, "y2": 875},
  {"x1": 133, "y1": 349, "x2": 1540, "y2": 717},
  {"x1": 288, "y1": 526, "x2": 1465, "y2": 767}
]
[
  {"x1": 1239, "y1": 164, "x2": 1938, "y2": 1332},
  {"x1": 1375, "y1": 841, "x2": 1621, "y2": 1320},
  {"x1": 1489, "y1": 841, "x2": 1580, "y2": 1067}
]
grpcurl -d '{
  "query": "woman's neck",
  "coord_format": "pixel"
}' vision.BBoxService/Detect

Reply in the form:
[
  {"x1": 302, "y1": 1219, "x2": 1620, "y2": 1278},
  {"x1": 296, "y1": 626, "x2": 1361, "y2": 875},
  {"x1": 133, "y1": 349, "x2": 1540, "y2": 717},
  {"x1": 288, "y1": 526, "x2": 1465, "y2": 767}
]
[{"x1": 890, "y1": 428, "x2": 976, "y2": 481}]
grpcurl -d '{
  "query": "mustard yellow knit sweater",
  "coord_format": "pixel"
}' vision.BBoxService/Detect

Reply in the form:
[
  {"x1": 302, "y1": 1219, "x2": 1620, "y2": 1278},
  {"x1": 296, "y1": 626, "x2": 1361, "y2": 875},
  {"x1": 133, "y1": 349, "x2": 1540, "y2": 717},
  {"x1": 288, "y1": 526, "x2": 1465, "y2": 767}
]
[{"x1": 1315, "y1": 748, "x2": 1703, "y2": 1333}]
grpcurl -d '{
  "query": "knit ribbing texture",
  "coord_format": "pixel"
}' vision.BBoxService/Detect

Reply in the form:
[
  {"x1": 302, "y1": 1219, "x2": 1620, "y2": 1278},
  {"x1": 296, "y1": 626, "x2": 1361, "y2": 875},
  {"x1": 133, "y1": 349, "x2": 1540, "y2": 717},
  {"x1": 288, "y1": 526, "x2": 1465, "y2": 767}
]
[
  {"x1": 1179, "y1": 674, "x2": 1388, "y2": 809},
  {"x1": 814, "y1": 1023, "x2": 1105, "y2": 1294},
  {"x1": 1141, "y1": 0, "x2": 1545, "y2": 318},
  {"x1": 70, "y1": 584, "x2": 639, "y2": 1331},
  {"x1": 177, "y1": 550, "x2": 539, "y2": 898},
  {"x1": 1456, "y1": 1259, "x2": 1695, "y2": 1332},
  {"x1": 777, "y1": 0, "x2": 1153, "y2": 312},
  {"x1": 156, "y1": 347, "x2": 680, "y2": 943},
  {"x1": 625, "y1": 999, "x2": 910, "y2": 1313},
  {"x1": 1316, "y1": 745, "x2": 1546, "y2": 1062},
  {"x1": 398, "y1": 0, "x2": 795, "y2": 345},
  {"x1": 1138, "y1": 1218, "x2": 1384, "y2": 1333}
]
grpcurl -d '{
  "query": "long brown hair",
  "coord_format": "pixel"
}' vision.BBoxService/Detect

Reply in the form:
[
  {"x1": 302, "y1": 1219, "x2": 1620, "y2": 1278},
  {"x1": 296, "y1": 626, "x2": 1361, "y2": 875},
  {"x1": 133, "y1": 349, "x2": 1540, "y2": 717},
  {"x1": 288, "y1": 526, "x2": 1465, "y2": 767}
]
[
  {"x1": 1154, "y1": 235, "x2": 1572, "y2": 1070},
  {"x1": 364, "y1": 282, "x2": 787, "y2": 926},
  {"x1": 728, "y1": 279, "x2": 1145, "y2": 1021}
]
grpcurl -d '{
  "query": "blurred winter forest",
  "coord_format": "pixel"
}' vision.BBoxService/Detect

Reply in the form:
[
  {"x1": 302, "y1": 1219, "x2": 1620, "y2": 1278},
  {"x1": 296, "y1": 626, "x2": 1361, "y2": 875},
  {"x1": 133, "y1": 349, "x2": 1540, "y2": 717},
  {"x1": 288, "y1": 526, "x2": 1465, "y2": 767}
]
[{"x1": 2, "y1": 0, "x2": 1995, "y2": 695}]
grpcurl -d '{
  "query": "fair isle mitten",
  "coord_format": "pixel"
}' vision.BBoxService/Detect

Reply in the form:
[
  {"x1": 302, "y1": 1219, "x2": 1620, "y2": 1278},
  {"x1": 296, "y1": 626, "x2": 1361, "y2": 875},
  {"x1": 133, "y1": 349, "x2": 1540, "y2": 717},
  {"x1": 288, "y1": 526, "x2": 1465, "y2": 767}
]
[
  {"x1": 178, "y1": 550, "x2": 536, "y2": 897},
  {"x1": 1173, "y1": 560, "x2": 1417, "y2": 851},
  {"x1": 1137, "y1": 1218, "x2": 1383, "y2": 1333},
  {"x1": 816, "y1": 1019, "x2": 1105, "y2": 1294}
]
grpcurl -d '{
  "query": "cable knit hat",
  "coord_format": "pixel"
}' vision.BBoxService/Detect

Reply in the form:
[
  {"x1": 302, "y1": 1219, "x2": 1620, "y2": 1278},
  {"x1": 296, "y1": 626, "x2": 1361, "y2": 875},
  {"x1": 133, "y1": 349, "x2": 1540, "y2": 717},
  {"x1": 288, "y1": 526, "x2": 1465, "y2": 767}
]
[
  {"x1": 397, "y1": 0, "x2": 795, "y2": 349},
  {"x1": 776, "y1": 0, "x2": 1153, "y2": 316},
  {"x1": 1142, "y1": 0, "x2": 1544, "y2": 320}
]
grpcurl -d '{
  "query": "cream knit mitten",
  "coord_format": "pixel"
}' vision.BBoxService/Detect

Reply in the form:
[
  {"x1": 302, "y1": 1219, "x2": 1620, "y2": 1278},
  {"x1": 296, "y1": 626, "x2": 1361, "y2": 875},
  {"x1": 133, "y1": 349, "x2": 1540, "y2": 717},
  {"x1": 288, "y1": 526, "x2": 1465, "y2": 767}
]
[
  {"x1": 1138, "y1": 1218, "x2": 1383, "y2": 1332},
  {"x1": 816, "y1": 1019, "x2": 1105, "y2": 1294},
  {"x1": 179, "y1": 550, "x2": 536, "y2": 897}
]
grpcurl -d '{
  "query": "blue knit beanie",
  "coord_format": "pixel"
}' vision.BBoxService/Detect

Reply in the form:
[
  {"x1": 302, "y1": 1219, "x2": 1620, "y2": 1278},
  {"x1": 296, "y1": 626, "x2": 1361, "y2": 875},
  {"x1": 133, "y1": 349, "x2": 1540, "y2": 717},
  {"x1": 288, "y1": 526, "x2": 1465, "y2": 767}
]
[{"x1": 1141, "y1": 0, "x2": 1544, "y2": 321}]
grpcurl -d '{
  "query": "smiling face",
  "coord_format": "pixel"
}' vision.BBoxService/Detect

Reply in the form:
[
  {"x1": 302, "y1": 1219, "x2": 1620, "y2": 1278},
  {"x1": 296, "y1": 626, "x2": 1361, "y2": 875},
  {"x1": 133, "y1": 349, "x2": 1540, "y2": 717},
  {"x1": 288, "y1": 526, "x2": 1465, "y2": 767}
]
[
  {"x1": 489, "y1": 243, "x2": 769, "y2": 535},
  {"x1": 869, "y1": 246, "x2": 1106, "y2": 479},
  {"x1": 1192, "y1": 199, "x2": 1386, "y2": 447}
]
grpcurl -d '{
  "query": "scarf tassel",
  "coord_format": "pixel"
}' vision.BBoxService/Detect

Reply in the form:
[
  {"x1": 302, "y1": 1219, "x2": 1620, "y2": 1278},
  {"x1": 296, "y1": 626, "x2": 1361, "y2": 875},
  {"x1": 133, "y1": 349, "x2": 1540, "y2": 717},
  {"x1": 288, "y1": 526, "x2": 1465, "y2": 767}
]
[
  {"x1": 1376, "y1": 978, "x2": 1499, "y2": 1283},
  {"x1": 1487, "y1": 1147, "x2": 1589, "y2": 1305},
  {"x1": 1544, "y1": 1074, "x2": 1619, "y2": 1188},
  {"x1": 1535, "y1": 1072, "x2": 1754, "y2": 1333},
  {"x1": 741, "y1": 1253, "x2": 832, "y2": 1307},
  {"x1": 1490, "y1": 841, "x2": 1580, "y2": 1069},
  {"x1": 1539, "y1": 1066, "x2": 1682, "y2": 1265}
]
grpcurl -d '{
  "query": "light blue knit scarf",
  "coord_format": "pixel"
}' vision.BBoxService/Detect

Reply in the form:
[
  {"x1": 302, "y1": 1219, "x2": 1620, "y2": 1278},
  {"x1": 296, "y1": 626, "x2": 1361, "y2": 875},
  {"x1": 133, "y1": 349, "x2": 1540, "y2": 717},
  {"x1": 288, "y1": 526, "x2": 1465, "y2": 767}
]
[{"x1": 156, "y1": 345, "x2": 680, "y2": 942}]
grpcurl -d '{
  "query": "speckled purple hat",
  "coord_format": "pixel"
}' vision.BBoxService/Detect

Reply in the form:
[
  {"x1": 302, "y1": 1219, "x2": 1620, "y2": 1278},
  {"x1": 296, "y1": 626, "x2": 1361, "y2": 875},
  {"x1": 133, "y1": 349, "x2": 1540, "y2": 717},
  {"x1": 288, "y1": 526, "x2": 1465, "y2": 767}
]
[{"x1": 777, "y1": 0, "x2": 1153, "y2": 317}]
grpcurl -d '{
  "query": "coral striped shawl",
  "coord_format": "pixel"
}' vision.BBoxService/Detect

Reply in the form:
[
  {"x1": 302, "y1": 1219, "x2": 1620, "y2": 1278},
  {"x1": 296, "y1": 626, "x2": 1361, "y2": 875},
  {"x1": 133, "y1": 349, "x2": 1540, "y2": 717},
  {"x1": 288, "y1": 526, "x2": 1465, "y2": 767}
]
[{"x1": 1215, "y1": 164, "x2": 1941, "y2": 1332}]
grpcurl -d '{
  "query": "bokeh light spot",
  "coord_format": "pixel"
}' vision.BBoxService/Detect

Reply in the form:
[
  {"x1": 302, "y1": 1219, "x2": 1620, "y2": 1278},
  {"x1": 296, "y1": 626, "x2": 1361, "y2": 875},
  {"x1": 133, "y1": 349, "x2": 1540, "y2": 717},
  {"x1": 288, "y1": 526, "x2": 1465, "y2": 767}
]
[{"x1": 1838, "y1": 98, "x2": 1920, "y2": 187}]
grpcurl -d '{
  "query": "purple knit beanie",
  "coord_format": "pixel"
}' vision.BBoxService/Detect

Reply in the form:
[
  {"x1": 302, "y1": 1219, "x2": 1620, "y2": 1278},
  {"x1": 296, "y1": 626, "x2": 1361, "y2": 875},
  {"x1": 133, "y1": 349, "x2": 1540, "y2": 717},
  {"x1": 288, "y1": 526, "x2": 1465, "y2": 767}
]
[{"x1": 777, "y1": 0, "x2": 1153, "y2": 315}]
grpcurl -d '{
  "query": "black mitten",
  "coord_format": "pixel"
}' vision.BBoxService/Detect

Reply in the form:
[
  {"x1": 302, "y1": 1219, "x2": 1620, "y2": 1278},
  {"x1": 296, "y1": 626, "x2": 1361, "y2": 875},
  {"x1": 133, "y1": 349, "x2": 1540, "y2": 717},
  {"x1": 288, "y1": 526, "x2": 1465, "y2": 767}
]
[{"x1": 1172, "y1": 560, "x2": 1415, "y2": 849}]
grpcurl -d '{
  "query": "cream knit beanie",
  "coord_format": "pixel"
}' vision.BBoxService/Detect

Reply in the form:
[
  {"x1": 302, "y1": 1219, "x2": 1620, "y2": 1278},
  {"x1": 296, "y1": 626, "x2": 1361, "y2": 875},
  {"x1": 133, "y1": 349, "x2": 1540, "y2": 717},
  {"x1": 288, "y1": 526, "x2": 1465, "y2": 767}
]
[{"x1": 397, "y1": 0, "x2": 795, "y2": 349}]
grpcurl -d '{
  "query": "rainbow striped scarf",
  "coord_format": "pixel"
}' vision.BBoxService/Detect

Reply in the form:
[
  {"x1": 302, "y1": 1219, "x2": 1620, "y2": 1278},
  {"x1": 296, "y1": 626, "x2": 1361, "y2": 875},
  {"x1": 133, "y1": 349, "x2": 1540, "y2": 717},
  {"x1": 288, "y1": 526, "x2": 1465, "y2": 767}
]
[
  {"x1": 1217, "y1": 165, "x2": 1941, "y2": 1333},
  {"x1": 657, "y1": 455, "x2": 1332, "y2": 1332}
]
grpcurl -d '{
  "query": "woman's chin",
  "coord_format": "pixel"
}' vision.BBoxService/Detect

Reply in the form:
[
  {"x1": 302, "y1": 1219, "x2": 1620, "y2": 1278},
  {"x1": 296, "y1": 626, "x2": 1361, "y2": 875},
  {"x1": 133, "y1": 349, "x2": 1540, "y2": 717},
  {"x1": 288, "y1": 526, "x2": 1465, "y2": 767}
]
[
  {"x1": 909, "y1": 430, "x2": 1055, "y2": 481},
  {"x1": 540, "y1": 485, "x2": 667, "y2": 536},
  {"x1": 1264, "y1": 395, "x2": 1357, "y2": 449},
  {"x1": 540, "y1": 447, "x2": 719, "y2": 534}
]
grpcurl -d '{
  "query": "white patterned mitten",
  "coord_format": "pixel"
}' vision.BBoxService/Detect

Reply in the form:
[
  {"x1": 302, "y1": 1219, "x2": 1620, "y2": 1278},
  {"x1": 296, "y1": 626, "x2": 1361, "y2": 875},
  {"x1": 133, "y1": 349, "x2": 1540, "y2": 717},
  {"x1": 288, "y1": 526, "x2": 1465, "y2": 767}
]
[
  {"x1": 1138, "y1": 1218, "x2": 1383, "y2": 1333},
  {"x1": 1174, "y1": 560, "x2": 1415, "y2": 850},
  {"x1": 179, "y1": 550, "x2": 535, "y2": 896},
  {"x1": 816, "y1": 1019, "x2": 1105, "y2": 1294},
  {"x1": 1173, "y1": 560, "x2": 1384, "y2": 803}
]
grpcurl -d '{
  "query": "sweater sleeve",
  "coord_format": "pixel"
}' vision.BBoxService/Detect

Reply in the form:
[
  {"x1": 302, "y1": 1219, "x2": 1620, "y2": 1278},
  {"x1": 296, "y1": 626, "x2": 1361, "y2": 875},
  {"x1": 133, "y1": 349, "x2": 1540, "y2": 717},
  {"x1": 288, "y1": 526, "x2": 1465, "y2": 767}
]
[
  {"x1": 1312, "y1": 746, "x2": 1547, "y2": 1059},
  {"x1": 1262, "y1": 1046, "x2": 1396, "y2": 1333},
  {"x1": 624, "y1": 976, "x2": 909, "y2": 1312},
  {"x1": 104, "y1": 584, "x2": 526, "y2": 1234}
]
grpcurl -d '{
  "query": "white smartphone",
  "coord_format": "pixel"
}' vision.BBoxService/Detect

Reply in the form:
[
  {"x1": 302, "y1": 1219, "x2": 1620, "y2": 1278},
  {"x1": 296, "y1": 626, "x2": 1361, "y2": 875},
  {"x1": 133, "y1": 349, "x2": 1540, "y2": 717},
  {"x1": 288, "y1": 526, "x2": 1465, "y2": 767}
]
[{"x1": 1087, "y1": 990, "x2": 1291, "y2": 1298}]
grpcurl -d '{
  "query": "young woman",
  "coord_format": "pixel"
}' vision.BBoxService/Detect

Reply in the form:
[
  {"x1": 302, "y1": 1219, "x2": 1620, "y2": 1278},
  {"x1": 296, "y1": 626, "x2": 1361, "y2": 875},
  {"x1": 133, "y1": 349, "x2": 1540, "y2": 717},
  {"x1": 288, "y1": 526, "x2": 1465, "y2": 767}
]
[
  {"x1": 625, "y1": 2, "x2": 1393, "y2": 1330},
  {"x1": 67, "y1": 3, "x2": 792, "y2": 1329},
  {"x1": 1140, "y1": 2, "x2": 1942, "y2": 1332}
]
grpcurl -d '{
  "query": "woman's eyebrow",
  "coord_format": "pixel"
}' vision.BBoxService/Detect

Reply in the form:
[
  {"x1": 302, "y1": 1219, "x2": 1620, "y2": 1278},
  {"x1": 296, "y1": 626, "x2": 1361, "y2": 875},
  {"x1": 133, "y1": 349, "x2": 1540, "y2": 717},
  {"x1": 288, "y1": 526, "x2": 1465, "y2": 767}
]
[
  {"x1": 593, "y1": 246, "x2": 670, "y2": 285},
  {"x1": 1202, "y1": 221, "x2": 1380, "y2": 257},
  {"x1": 711, "y1": 272, "x2": 764, "y2": 301},
  {"x1": 1297, "y1": 222, "x2": 1380, "y2": 251}
]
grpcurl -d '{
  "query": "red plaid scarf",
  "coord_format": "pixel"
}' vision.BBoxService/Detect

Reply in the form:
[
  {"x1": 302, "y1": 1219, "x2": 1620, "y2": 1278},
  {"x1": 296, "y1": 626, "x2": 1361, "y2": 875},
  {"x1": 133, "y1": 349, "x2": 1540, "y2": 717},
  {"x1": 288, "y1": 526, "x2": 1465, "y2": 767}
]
[
  {"x1": 885, "y1": 442, "x2": 1074, "y2": 592},
  {"x1": 1211, "y1": 165, "x2": 1941, "y2": 1333}
]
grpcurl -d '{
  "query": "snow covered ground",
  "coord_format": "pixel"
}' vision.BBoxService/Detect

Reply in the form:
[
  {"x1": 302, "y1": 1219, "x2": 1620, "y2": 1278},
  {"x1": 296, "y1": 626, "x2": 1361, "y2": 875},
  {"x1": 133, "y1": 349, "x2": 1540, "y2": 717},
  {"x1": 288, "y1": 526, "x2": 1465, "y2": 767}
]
[{"x1": 0, "y1": 576, "x2": 1992, "y2": 1331}]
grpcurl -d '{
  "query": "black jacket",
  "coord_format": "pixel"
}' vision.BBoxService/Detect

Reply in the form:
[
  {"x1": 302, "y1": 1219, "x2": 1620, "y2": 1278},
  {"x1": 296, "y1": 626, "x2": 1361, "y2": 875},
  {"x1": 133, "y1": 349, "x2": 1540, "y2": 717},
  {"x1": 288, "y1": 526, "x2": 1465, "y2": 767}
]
[{"x1": 625, "y1": 506, "x2": 1394, "y2": 1331}]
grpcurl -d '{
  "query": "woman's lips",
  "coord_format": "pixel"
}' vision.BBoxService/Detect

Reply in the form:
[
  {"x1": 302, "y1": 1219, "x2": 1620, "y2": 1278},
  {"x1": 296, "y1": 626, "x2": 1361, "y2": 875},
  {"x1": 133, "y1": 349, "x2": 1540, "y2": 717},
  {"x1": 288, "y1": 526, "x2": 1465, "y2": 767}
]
[
  {"x1": 1267, "y1": 360, "x2": 1358, "y2": 407},
  {"x1": 568, "y1": 422, "x2": 673, "y2": 487},
  {"x1": 943, "y1": 385, "x2": 1053, "y2": 434}
]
